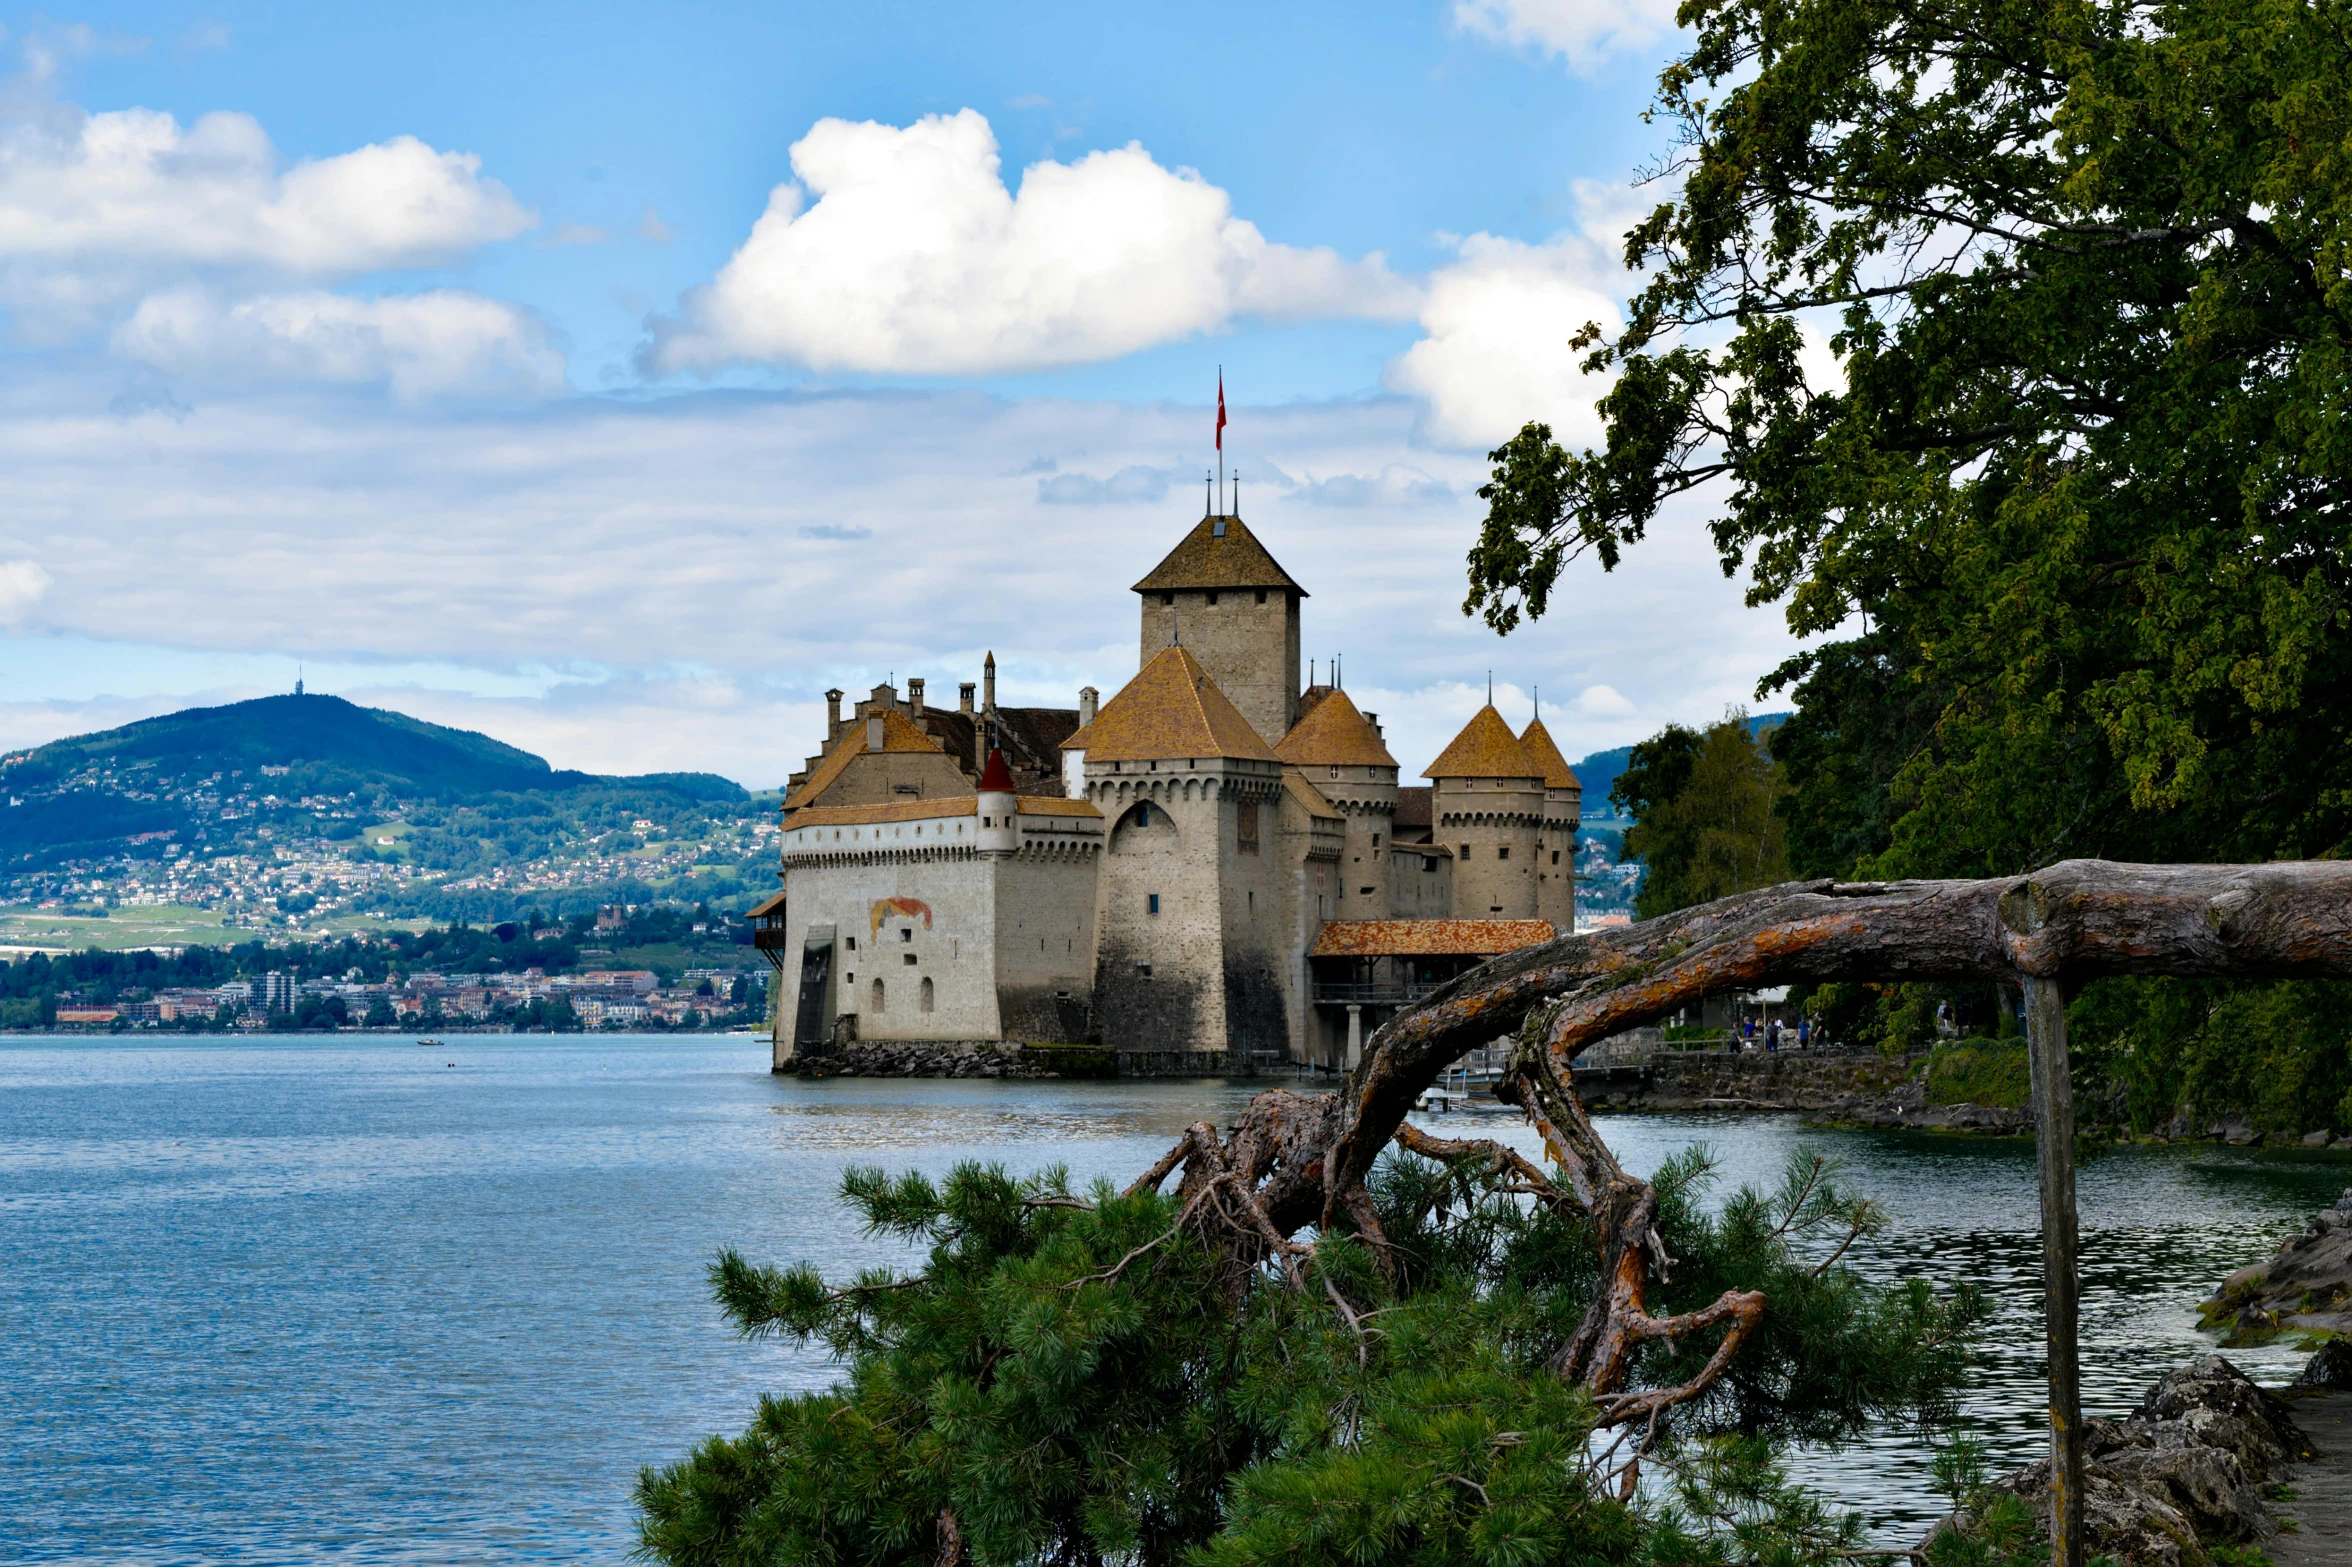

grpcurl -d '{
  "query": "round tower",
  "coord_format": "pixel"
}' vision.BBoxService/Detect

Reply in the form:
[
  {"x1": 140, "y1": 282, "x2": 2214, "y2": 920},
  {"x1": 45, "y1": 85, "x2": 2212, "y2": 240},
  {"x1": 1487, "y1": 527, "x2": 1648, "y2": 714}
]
[
  {"x1": 1424, "y1": 705, "x2": 1546, "y2": 920},
  {"x1": 976, "y1": 746, "x2": 1020, "y2": 856}
]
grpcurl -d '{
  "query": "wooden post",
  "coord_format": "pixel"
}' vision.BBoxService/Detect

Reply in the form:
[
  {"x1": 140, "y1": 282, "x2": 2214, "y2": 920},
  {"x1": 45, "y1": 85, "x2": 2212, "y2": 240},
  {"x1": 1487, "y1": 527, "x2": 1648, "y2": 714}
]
[{"x1": 2023, "y1": 975, "x2": 2084, "y2": 1567}]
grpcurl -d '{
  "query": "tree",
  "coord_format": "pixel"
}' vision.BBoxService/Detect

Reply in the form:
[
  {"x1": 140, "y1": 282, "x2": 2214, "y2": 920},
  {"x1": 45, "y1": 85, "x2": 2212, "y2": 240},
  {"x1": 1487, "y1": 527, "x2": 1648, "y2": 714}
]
[
  {"x1": 1611, "y1": 715, "x2": 1790, "y2": 919},
  {"x1": 1464, "y1": 0, "x2": 2352, "y2": 1131},
  {"x1": 1465, "y1": 0, "x2": 2352, "y2": 882}
]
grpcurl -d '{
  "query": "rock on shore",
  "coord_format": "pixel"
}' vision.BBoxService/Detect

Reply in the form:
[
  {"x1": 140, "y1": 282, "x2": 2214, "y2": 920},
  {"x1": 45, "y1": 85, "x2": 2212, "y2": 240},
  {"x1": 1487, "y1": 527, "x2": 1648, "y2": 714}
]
[
  {"x1": 2206, "y1": 1189, "x2": 2352, "y2": 1340},
  {"x1": 1966, "y1": 1356, "x2": 2314, "y2": 1567}
]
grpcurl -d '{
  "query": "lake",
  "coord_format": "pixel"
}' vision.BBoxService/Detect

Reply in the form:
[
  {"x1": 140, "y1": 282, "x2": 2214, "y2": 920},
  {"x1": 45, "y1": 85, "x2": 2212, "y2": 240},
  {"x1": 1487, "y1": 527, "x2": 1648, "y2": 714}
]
[{"x1": 2, "y1": 1033, "x2": 2344, "y2": 1562}]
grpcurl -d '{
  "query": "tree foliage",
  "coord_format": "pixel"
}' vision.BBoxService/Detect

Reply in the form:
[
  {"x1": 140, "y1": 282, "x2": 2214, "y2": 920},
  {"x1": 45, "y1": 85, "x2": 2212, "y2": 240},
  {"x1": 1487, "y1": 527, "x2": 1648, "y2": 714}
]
[
  {"x1": 1610, "y1": 715, "x2": 1792, "y2": 919},
  {"x1": 1468, "y1": 0, "x2": 2352, "y2": 879},
  {"x1": 636, "y1": 1149, "x2": 1983, "y2": 1567},
  {"x1": 1468, "y1": 0, "x2": 2352, "y2": 1129}
]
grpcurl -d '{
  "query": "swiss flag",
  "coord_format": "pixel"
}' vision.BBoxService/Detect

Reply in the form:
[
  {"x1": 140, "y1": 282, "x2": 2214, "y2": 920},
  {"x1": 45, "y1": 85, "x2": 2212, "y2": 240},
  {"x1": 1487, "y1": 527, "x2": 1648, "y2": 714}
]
[{"x1": 1216, "y1": 372, "x2": 1226, "y2": 451}]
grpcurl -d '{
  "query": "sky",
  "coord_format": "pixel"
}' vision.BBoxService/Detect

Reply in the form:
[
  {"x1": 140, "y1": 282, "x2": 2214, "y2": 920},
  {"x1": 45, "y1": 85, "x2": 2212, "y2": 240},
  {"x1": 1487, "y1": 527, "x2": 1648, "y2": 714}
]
[{"x1": 0, "y1": 0, "x2": 1804, "y2": 789}]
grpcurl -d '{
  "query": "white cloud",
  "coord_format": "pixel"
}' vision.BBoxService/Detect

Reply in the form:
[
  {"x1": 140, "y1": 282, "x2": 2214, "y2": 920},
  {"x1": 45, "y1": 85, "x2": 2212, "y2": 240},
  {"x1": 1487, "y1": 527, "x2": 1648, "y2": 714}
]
[
  {"x1": 1037, "y1": 465, "x2": 1172, "y2": 505},
  {"x1": 1453, "y1": 0, "x2": 1683, "y2": 71},
  {"x1": 113, "y1": 288, "x2": 566, "y2": 401},
  {"x1": 1570, "y1": 683, "x2": 1635, "y2": 718},
  {"x1": 0, "y1": 383, "x2": 1801, "y2": 782},
  {"x1": 1300, "y1": 465, "x2": 1452, "y2": 508},
  {"x1": 0, "y1": 558, "x2": 50, "y2": 625},
  {"x1": 0, "y1": 108, "x2": 531, "y2": 313},
  {"x1": 1385, "y1": 230, "x2": 1623, "y2": 451},
  {"x1": 650, "y1": 108, "x2": 1415, "y2": 376}
]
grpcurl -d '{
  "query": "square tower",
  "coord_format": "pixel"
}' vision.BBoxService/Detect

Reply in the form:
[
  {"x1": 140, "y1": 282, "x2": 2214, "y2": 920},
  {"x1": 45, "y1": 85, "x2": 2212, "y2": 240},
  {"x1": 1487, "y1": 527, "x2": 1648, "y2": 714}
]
[{"x1": 1134, "y1": 513, "x2": 1305, "y2": 745}]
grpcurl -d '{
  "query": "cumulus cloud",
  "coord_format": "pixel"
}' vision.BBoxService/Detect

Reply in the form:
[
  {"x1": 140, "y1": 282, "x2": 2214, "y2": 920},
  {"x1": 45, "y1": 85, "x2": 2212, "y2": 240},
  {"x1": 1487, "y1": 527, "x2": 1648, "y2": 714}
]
[
  {"x1": 0, "y1": 558, "x2": 50, "y2": 625},
  {"x1": 0, "y1": 107, "x2": 531, "y2": 314},
  {"x1": 1385, "y1": 230, "x2": 1624, "y2": 451},
  {"x1": 1569, "y1": 683, "x2": 1636, "y2": 718},
  {"x1": 650, "y1": 109, "x2": 1415, "y2": 375},
  {"x1": 113, "y1": 288, "x2": 566, "y2": 401},
  {"x1": 1453, "y1": 0, "x2": 1683, "y2": 71}
]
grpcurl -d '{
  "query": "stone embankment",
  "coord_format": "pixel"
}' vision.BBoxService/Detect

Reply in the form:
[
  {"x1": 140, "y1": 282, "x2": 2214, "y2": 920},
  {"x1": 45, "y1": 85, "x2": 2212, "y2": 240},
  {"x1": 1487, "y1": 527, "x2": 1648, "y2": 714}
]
[
  {"x1": 1952, "y1": 1356, "x2": 2318, "y2": 1567},
  {"x1": 1573, "y1": 1049, "x2": 2035, "y2": 1132},
  {"x1": 789, "y1": 1041, "x2": 1240, "y2": 1079},
  {"x1": 2206, "y1": 1189, "x2": 2352, "y2": 1341}
]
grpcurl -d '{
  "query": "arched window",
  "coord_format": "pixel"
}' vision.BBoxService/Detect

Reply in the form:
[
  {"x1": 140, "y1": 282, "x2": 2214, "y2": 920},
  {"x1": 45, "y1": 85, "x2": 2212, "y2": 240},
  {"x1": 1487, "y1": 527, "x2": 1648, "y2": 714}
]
[
  {"x1": 871, "y1": 978, "x2": 885, "y2": 1015},
  {"x1": 919, "y1": 977, "x2": 935, "y2": 1013}
]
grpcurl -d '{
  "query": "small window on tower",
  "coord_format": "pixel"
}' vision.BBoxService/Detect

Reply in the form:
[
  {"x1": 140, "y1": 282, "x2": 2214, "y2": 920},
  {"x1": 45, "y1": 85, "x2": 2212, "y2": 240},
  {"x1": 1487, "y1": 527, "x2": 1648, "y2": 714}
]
[
  {"x1": 1552, "y1": 851, "x2": 1561, "y2": 865},
  {"x1": 1206, "y1": 591, "x2": 1219, "y2": 606},
  {"x1": 1498, "y1": 846, "x2": 1510, "y2": 861},
  {"x1": 1148, "y1": 893, "x2": 1160, "y2": 915},
  {"x1": 1460, "y1": 844, "x2": 1472, "y2": 860},
  {"x1": 1162, "y1": 592, "x2": 1174, "y2": 606},
  {"x1": 1255, "y1": 589, "x2": 1267, "y2": 604},
  {"x1": 899, "y1": 927, "x2": 912, "y2": 942}
]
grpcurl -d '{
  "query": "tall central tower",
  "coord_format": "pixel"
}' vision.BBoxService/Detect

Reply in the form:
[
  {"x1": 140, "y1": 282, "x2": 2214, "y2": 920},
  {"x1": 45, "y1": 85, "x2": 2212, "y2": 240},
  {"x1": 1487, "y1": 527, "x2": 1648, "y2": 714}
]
[{"x1": 1133, "y1": 512, "x2": 1305, "y2": 745}]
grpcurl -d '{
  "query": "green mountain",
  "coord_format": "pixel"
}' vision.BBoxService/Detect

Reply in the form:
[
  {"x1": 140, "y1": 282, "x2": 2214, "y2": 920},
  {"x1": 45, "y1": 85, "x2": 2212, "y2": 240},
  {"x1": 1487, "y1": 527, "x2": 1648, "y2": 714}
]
[
  {"x1": 11, "y1": 694, "x2": 558, "y2": 797},
  {"x1": 0, "y1": 695, "x2": 771, "y2": 920}
]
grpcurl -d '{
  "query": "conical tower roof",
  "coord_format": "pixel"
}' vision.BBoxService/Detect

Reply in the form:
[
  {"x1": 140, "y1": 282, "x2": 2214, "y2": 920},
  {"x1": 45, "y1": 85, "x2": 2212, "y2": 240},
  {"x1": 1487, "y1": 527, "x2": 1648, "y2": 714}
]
[
  {"x1": 1423, "y1": 705, "x2": 1543, "y2": 780},
  {"x1": 1517, "y1": 717, "x2": 1581, "y2": 792},
  {"x1": 1063, "y1": 645, "x2": 1278, "y2": 764},
  {"x1": 1132, "y1": 514, "x2": 1305, "y2": 595},
  {"x1": 1275, "y1": 687, "x2": 1397, "y2": 769}
]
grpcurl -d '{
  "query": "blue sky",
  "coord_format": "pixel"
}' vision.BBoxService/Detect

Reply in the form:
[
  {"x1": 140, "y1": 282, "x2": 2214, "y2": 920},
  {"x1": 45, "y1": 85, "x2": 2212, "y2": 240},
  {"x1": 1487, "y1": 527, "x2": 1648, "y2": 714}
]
[{"x1": 0, "y1": 1, "x2": 1804, "y2": 785}]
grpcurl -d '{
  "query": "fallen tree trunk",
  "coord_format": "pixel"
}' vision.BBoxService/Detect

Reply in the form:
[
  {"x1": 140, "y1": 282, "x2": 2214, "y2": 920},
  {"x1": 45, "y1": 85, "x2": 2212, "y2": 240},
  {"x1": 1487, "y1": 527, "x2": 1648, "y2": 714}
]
[{"x1": 1130, "y1": 860, "x2": 2352, "y2": 1425}]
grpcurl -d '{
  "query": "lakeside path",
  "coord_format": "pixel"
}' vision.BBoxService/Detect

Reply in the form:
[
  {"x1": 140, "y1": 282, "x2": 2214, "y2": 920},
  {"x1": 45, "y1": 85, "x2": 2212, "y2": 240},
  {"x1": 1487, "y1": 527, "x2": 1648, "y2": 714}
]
[{"x1": 2276, "y1": 1391, "x2": 2352, "y2": 1565}]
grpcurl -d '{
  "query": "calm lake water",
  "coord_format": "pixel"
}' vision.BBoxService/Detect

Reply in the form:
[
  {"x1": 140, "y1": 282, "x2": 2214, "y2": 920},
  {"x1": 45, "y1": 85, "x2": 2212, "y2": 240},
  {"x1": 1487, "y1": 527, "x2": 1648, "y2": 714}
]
[{"x1": 2, "y1": 1033, "x2": 2345, "y2": 1562}]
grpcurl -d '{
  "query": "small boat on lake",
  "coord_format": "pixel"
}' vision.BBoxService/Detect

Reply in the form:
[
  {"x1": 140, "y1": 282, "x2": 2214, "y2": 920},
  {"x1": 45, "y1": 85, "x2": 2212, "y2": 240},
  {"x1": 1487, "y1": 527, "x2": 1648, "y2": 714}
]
[{"x1": 416, "y1": 1037, "x2": 444, "y2": 1047}]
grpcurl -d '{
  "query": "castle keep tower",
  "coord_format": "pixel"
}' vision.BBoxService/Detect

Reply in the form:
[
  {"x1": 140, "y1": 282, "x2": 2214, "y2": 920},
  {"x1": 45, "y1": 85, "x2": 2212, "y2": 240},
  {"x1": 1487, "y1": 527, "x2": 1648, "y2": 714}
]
[
  {"x1": 1274, "y1": 687, "x2": 1399, "y2": 919},
  {"x1": 1133, "y1": 514, "x2": 1304, "y2": 745},
  {"x1": 1425, "y1": 706, "x2": 1546, "y2": 919},
  {"x1": 1065, "y1": 644, "x2": 1291, "y2": 1064},
  {"x1": 1516, "y1": 715, "x2": 1582, "y2": 931}
]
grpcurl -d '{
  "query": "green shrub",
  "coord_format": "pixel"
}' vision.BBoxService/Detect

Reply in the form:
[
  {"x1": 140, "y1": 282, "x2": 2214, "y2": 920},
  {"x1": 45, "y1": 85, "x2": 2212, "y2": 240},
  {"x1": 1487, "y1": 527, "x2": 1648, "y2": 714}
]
[{"x1": 1925, "y1": 1041, "x2": 2031, "y2": 1109}]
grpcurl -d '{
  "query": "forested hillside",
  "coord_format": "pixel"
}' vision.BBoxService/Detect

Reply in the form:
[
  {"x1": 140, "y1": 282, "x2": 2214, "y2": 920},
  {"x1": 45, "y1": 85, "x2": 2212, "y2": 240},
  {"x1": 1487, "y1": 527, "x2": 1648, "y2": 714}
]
[{"x1": 0, "y1": 694, "x2": 779, "y2": 927}]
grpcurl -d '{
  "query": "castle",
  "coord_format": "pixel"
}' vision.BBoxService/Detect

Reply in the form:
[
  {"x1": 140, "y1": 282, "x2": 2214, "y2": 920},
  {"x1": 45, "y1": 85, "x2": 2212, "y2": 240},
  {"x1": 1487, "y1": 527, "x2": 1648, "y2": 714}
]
[{"x1": 757, "y1": 506, "x2": 1580, "y2": 1071}]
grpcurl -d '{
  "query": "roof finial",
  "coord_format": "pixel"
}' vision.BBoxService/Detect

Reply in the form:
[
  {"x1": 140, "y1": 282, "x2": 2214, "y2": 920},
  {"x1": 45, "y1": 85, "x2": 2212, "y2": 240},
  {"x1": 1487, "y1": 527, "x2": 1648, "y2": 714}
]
[
  {"x1": 1310, "y1": 658, "x2": 1316, "y2": 686},
  {"x1": 1205, "y1": 468, "x2": 1213, "y2": 519},
  {"x1": 1487, "y1": 670, "x2": 1493, "y2": 706},
  {"x1": 1533, "y1": 685, "x2": 1539, "y2": 720}
]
